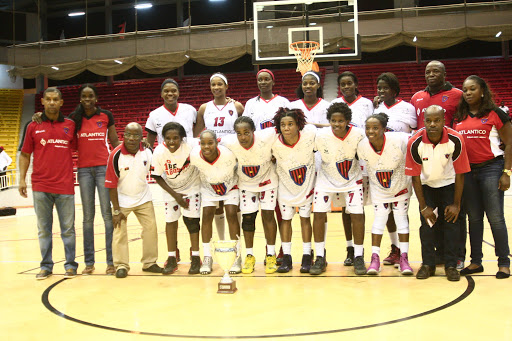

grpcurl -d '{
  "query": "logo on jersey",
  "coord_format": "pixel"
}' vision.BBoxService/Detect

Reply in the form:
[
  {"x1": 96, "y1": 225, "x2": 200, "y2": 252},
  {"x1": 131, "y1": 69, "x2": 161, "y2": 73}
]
[
  {"x1": 336, "y1": 159, "x2": 353, "y2": 180},
  {"x1": 96, "y1": 121, "x2": 103, "y2": 128},
  {"x1": 173, "y1": 205, "x2": 179, "y2": 211},
  {"x1": 324, "y1": 196, "x2": 329, "y2": 203},
  {"x1": 242, "y1": 165, "x2": 260, "y2": 178},
  {"x1": 376, "y1": 170, "x2": 393, "y2": 188},
  {"x1": 445, "y1": 154, "x2": 450, "y2": 159},
  {"x1": 442, "y1": 95, "x2": 448, "y2": 102},
  {"x1": 40, "y1": 138, "x2": 47, "y2": 146},
  {"x1": 229, "y1": 110, "x2": 234, "y2": 116},
  {"x1": 260, "y1": 120, "x2": 274, "y2": 129},
  {"x1": 289, "y1": 165, "x2": 307, "y2": 186},
  {"x1": 63, "y1": 127, "x2": 70, "y2": 134},
  {"x1": 211, "y1": 183, "x2": 227, "y2": 196},
  {"x1": 481, "y1": 118, "x2": 488, "y2": 124},
  {"x1": 252, "y1": 196, "x2": 256, "y2": 203}
]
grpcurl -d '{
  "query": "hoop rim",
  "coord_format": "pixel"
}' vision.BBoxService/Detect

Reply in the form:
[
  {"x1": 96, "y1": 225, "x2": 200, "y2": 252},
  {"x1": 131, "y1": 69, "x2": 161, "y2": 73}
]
[{"x1": 289, "y1": 40, "x2": 321, "y2": 51}]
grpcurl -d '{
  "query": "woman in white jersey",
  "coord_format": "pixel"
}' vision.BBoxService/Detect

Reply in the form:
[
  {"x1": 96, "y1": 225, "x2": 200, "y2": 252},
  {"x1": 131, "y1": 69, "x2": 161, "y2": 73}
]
[
  {"x1": 221, "y1": 116, "x2": 279, "y2": 274},
  {"x1": 311, "y1": 102, "x2": 366, "y2": 276},
  {"x1": 145, "y1": 79, "x2": 198, "y2": 146},
  {"x1": 190, "y1": 130, "x2": 241, "y2": 275},
  {"x1": 151, "y1": 122, "x2": 201, "y2": 275},
  {"x1": 272, "y1": 107, "x2": 316, "y2": 273},
  {"x1": 289, "y1": 71, "x2": 330, "y2": 127},
  {"x1": 357, "y1": 113, "x2": 413, "y2": 275},
  {"x1": 331, "y1": 71, "x2": 374, "y2": 267}
]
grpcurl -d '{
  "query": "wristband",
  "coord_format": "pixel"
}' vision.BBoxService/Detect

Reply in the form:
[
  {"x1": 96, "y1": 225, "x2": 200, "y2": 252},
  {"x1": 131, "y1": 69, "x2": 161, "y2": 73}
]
[
  {"x1": 420, "y1": 206, "x2": 428, "y2": 213},
  {"x1": 503, "y1": 169, "x2": 512, "y2": 177}
]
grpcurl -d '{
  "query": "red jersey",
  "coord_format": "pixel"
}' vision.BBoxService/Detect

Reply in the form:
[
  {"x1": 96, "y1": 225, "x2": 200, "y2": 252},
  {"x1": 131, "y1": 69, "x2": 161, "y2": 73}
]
[
  {"x1": 21, "y1": 113, "x2": 77, "y2": 195},
  {"x1": 411, "y1": 82, "x2": 462, "y2": 129},
  {"x1": 70, "y1": 108, "x2": 115, "y2": 168},
  {"x1": 454, "y1": 109, "x2": 509, "y2": 164}
]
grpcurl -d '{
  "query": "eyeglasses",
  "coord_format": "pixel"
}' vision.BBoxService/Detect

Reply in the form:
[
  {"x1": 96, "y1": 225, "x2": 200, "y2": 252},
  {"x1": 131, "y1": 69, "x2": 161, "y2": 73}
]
[{"x1": 124, "y1": 133, "x2": 141, "y2": 139}]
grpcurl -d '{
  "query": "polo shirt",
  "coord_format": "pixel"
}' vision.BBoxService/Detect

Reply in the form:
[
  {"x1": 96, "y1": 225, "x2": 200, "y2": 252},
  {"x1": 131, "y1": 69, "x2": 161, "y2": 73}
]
[
  {"x1": 70, "y1": 108, "x2": 115, "y2": 168},
  {"x1": 21, "y1": 112, "x2": 76, "y2": 195},
  {"x1": 405, "y1": 127, "x2": 470, "y2": 188},
  {"x1": 105, "y1": 143, "x2": 153, "y2": 208},
  {"x1": 411, "y1": 82, "x2": 462, "y2": 129}
]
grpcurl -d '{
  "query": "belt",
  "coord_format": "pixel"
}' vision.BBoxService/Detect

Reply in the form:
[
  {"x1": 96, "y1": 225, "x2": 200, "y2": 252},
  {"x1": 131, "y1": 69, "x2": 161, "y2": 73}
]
[{"x1": 470, "y1": 155, "x2": 503, "y2": 169}]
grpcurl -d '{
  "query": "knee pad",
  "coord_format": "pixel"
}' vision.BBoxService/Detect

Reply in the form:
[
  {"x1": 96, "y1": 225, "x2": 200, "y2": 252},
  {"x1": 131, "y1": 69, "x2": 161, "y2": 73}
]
[
  {"x1": 183, "y1": 217, "x2": 200, "y2": 234},
  {"x1": 371, "y1": 213, "x2": 388, "y2": 235},
  {"x1": 242, "y1": 211, "x2": 258, "y2": 232},
  {"x1": 394, "y1": 214, "x2": 409, "y2": 234}
]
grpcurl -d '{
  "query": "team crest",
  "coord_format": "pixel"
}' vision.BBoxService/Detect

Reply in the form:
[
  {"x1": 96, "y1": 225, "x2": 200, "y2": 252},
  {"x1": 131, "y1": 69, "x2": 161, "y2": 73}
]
[
  {"x1": 442, "y1": 95, "x2": 448, "y2": 102},
  {"x1": 336, "y1": 159, "x2": 353, "y2": 180},
  {"x1": 63, "y1": 127, "x2": 69, "y2": 134},
  {"x1": 376, "y1": 170, "x2": 393, "y2": 188},
  {"x1": 445, "y1": 154, "x2": 450, "y2": 159},
  {"x1": 228, "y1": 110, "x2": 234, "y2": 116},
  {"x1": 242, "y1": 165, "x2": 260, "y2": 178},
  {"x1": 289, "y1": 165, "x2": 307, "y2": 186},
  {"x1": 481, "y1": 118, "x2": 488, "y2": 124},
  {"x1": 211, "y1": 183, "x2": 227, "y2": 196},
  {"x1": 324, "y1": 196, "x2": 329, "y2": 203},
  {"x1": 252, "y1": 196, "x2": 256, "y2": 203},
  {"x1": 96, "y1": 121, "x2": 103, "y2": 128},
  {"x1": 144, "y1": 161, "x2": 147, "y2": 166},
  {"x1": 173, "y1": 205, "x2": 179, "y2": 211},
  {"x1": 260, "y1": 121, "x2": 273, "y2": 129}
]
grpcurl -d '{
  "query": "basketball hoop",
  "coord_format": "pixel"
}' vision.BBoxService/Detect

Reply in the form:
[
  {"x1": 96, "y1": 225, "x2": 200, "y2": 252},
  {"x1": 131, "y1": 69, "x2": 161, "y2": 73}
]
[{"x1": 290, "y1": 41, "x2": 320, "y2": 75}]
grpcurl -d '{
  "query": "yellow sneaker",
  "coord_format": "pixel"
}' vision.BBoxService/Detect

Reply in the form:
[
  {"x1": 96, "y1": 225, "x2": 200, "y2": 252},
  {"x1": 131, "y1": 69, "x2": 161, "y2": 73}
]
[
  {"x1": 241, "y1": 255, "x2": 256, "y2": 274},
  {"x1": 265, "y1": 255, "x2": 277, "y2": 274}
]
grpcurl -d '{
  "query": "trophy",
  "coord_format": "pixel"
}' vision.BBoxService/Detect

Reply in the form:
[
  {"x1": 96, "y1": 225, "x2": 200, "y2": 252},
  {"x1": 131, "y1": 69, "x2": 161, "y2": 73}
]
[{"x1": 212, "y1": 239, "x2": 238, "y2": 294}]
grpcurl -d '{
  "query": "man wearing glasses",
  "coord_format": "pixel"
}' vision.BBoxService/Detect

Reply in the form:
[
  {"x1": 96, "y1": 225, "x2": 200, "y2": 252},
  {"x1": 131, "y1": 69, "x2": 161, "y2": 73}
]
[{"x1": 105, "y1": 122, "x2": 162, "y2": 278}]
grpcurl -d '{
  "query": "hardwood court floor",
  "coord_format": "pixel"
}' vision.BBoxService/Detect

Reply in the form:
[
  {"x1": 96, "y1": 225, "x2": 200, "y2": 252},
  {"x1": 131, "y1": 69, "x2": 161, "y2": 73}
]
[{"x1": 1, "y1": 196, "x2": 512, "y2": 341}]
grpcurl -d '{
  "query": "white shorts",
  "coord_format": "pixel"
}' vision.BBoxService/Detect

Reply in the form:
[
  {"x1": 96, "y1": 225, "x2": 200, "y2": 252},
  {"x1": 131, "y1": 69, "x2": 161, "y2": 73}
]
[
  {"x1": 314, "y1": 187, "x2": 364, "y2": 214},
  {"x1": 163, "y1": 192, "x2": 201, "y2": 223},
  {"x1": 202, "y1": 188, "x2": 240, "y2": 208},
  {"x1": 335, "y1": 177, "x2": 371, "y2": 207},
  {"x1": 279, "y1": 198, "x2": 313, "y2": 221},
  {"x1": 239, "y1": 188, "x2": 277, "y2": 213},
  {"x1": 373, "y1": 199, "x2": 409, "y2": 218}
]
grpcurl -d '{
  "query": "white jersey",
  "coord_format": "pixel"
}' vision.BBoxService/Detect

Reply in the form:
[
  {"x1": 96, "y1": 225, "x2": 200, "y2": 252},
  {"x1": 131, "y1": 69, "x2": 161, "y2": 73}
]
[
  {"x1": 221, "y1": 128, "x2": 278, "y2": 192},
  {"x1": 357, "y1": 132, "x2": 412, "y2": 204},
  {"x1": 145, "y1": 103, "x2": 197, "y2": 144},
  {"x1": 190, "y1": 144, "x2": 238, "y2": 200},
  {"x1": 375, "y1": 100, "x2": 417, "y2": 133},
  {"x1": 243, "y1": 95, "x2": 290, "y2": 130},
  {"x1": 151, "y1": 139, "x2": 201, "y2": 194},
  {"x1": 289, "y1": 99, "x2": 330, "y2": 125},
  {"x1": 314, "y1": 126, "x2": 364, "y2": 192},
  {"x1": 272, "y1": 124, "x2": 316, "y2": 206},
  {"x1": 331, "y1": 95, "x2": 374, "y2": 129},
  {"x1": 203, "y1": 101, "x2": 239, "y2": 137}
]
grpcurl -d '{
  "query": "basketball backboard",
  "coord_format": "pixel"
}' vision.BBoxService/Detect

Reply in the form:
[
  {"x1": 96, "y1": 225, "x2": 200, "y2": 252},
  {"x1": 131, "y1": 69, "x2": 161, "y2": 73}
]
[{"x1": 253, "y1": 0, "x2": 360, "y2": 65}]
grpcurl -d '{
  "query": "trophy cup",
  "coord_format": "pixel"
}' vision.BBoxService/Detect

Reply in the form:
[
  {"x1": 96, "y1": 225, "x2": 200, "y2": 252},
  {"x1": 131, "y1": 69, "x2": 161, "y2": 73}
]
[{"x1": 212, "y1": 239, "x2": 238, "y2": 294}]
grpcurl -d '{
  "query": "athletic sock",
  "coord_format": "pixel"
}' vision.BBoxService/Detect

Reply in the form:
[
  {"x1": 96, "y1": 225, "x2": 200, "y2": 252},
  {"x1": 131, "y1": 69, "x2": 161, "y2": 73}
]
[
  {"x1": 282, "y1": 242, "x2": 292, "y2": 255},
  {"x1": 191, "y1": 250, "x2": 200, "y2": 257},
  {"x1": 399, "y1": 241, "x2": 409, "y2": 254},
  {"x1": 389, "y1": 231, "x2": 399, "y2": 247},
  {"x1": 168, "y1": 251, "x2": 176, "y2": 257},
  {"x1": 267, "y1": 245, "x2": 276, "y2": 256},
  {"x1": 203, "y1": 243, "x2": 212, "y2": 257},
  {"x1": 372, "y1": 246, "x2": 380, "y2": 256},
  {"x1": 354, "y1": 244, "x2": 364, "y2": 257},
  {"x1": 315, "y1": 242, "x2": 325, "y2": 257},
  {"x1": 346, "y1": 239, "x2": 354, "y2": 248},
  {"x1": 214, "y1": 214, "x2": 225, "y2": 240},
  {"x1": 246, "y1": 248, "x2": 253, "y2": 256},
  {"x1": 303, "y1": 242, "x2": 312, "y2": 255}
]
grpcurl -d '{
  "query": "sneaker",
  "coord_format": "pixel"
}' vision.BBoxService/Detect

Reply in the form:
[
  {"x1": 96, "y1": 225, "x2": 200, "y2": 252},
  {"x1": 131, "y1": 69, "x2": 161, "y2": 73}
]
[
  {"x1": 309, "y1": 256, "x2": 327, "y2": 275},
  {"x1": 142, "y1": 264, "x2": 163, "y2": 273},
  {"x1": 64, "y1": 268, "x2": 77, "y2": 278},
  {"x1": 162, "y1": 256, "x2": 178, "y2": 275},
  {"x1": 200, "y1": 256, "x2": 213, "y2": 275},
  {"x1": 265, "y1": 255, "x2": 277, "y2": 274},
  {"x1": 398, "y1": 253, "x2": 413, "y2": 275},
  {"x1": 354, "y1": 256, "x2": 367, "y2": 275},
  {"x1": 242, "y1": 255, "x2": 256, "y2": 274},
  {"x1": 300, "y1": 251, "x2": 314, "y2": 273},
  {"x1": 116, "y1": 267, "x2": 128, "y2": 278},
  {"x1": 81, "y1": 265, "x2": 95, "y2": 275},
  {"x1": 366, "y1": 253, "x2": 381, "y2": 275},
  {"x1": 446, "y1": 267, "x2": 460, "y2": 282},
  {"x1": 383, "y1": 244, "x2": 400, "y2": 267},
  {"x1": 106, "y1": 265, "x2": 116, "y2": 275},
  {"x1": 344, "y1": 246, "x2": 354, "y2": 266},
  {"x1": 416, "y1": 264, "x2": 435, "y2": 279},
  {"x1": 164, "y1": 249, "x2": 181, "y2": 268},
  {"x1": 456, "y1": 260, "x2": 464, "y2": 270},
  {"x1": 36, "y1": 269, "x2": 52, "y2": 280},
  {"x1": 188, "y1": 256, "x2": 201, "y2": 274},
  {"x1": 276, "y1": 246, "x2": 284, "y2": 266},
  {"x1": 229, "y1": 256, "x2": 242, "y2": 274},
  {"x1": 277, "y1": 254, "x2": 293, "y2": 273}
]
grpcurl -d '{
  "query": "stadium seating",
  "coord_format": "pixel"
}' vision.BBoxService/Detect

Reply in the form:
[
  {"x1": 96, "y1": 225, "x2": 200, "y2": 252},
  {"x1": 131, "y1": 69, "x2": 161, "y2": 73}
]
[{"x1": 0, "y1": 89, "x2": 24, "y2": 169}]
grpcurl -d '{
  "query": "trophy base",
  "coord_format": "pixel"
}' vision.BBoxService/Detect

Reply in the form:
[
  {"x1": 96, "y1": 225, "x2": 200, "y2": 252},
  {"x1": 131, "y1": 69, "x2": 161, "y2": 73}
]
[{"x1": 217, "y1": 280, "x2": 237, "y2": 294}]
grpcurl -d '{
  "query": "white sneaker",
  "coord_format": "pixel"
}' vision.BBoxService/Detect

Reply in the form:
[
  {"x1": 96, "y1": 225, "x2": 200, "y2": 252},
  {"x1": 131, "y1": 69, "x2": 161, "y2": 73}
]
[
  {"x1": 229, "y1": 256, "x2": 242, "y2": 274},
  {"x1": 200, "y1": 256, "x2": 213, "y2": 275}
]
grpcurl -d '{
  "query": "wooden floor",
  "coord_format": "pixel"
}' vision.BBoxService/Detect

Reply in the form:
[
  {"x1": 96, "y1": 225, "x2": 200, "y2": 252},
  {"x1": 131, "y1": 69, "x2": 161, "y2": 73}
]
[{"x1": 1, "y1": 194, "x2": 512, "y2": 341}]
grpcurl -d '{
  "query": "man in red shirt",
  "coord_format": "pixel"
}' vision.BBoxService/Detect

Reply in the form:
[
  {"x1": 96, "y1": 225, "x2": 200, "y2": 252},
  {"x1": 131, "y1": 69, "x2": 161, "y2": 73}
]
[{"x1": 19, "y1": 87, "x2": 78, "y2": 280}]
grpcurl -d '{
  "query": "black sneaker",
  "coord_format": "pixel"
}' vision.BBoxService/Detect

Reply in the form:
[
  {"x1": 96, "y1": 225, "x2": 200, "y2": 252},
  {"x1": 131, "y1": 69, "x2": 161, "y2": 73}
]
[
  {"x1": 354, "y1": 256, "x2": 367, "y2": 275},
  {"x1": 309, "y1": 256, "x2": 326, "y2": 275},
  {"x1": 143, "y1": 264, "x2": 163, "y2": 273},
  {"x1": 344, "y1": 246, "x2": 355, "y2": 266},
  {"x1": 116, "y1": 267, "x2": 128, "y2": 278},
  {"x1": 277, "y1": 254, "x2": 293, "y2": 273},
  {"x1": 276, "y1": 246, "x2": 284, "y2": 266},
  {"x1": 300, "y1": 252, "x2": 313, "y2": 273},
  {"x1": 162, "y1": 256, "x2": 178, "y2": 275},
  {"x1": 188, "y1": 256, "x2": 201, "y2": 274}
]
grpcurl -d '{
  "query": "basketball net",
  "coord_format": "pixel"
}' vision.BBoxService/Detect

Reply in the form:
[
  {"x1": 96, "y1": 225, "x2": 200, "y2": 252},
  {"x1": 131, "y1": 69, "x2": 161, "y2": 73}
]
[{"x1": 290, "y1": 41, "x2": 320, "y2": 75}]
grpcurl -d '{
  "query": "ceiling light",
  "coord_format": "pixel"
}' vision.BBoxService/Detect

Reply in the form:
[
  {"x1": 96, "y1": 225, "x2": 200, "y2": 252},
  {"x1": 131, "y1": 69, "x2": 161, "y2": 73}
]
[
  {"x1": 266, "y1": 25, "x2": 273, "y2": 29},
  {"x1": 134, "y1": 3, "x2": 152, "y2": 9},
  {"x1": 185, "y1": 55, "x2": 190, "y2": 58},
  {"x1": 51, "y1": 66, "x2": 59, "y2": 70},
  {"x1": 310, "y1": 22, "x2": 317, "y2": 26},
  {"x1": 413, "y1": 36, "x2": 417, "y2": 42},
  {"x1": 496, "y1": 31, "x2": 502, "y2": 37},
  {"x1": 114, "y1": 60, "x2": 123, "y2": 64},
  {"x1": 348, "y1": 18, "x2": 355, "y2": 22},
  {"x1": 68, "y1": 12, "x2": 85, "y2": 17}
]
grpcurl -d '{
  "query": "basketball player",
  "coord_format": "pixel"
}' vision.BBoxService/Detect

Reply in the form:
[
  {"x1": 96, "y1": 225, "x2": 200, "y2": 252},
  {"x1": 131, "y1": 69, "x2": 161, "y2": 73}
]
[
  {"x1": 221, "y1": 116, "x2": 279, "y2": 274},
  {"x1": 271, "y1": 108, "x2": 316, "y2": 273},
  {"x1": 289, "y1": 71, "x2": 330, "y2": 127},
  {"x1": 357, "y1": 113, "x2": 413, "y2": 275},
  {"x1": 151, "y1": 122, "x2": 202, "y2": 275},
  {"x1": 311, "y1": 102, "x2": 366, "y2": 275},
  {"x1": 190, "y1": 130, "x2": 241, "y2": 275}
]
